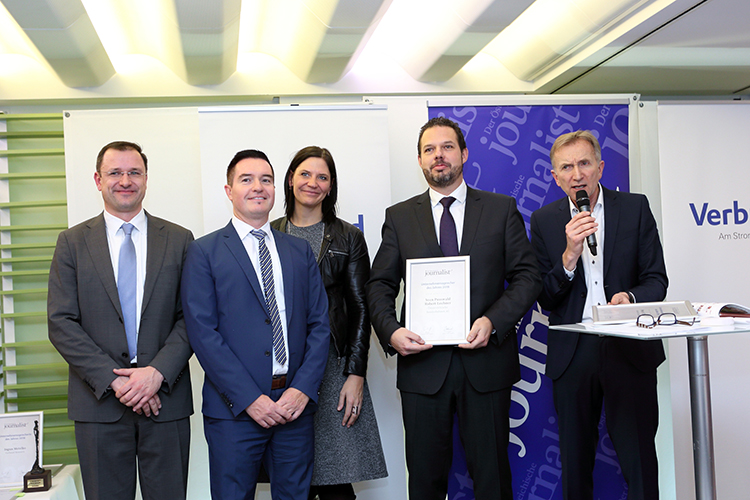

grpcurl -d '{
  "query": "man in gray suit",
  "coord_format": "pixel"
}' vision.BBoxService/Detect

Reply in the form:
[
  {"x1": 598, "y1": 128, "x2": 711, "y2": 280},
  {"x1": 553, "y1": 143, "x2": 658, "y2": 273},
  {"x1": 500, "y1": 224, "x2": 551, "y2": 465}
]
[{"x1": 48, "y1": 141, "x2": 194, "y2": 500}]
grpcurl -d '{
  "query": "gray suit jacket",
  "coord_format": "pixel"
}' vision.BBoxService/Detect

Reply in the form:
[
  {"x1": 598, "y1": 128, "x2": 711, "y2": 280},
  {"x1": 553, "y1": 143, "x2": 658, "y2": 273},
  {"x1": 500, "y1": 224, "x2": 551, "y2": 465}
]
[{"x1": 48, "y1": 211, "x2": 194, "y2": 423}]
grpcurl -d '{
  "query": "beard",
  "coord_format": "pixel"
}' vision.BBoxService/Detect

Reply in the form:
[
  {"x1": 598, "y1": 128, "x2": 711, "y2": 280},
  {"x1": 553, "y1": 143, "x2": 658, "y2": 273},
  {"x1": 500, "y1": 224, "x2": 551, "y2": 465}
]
[{"x1": 422, "y1": 162, "x2": 463, "y2": 188}]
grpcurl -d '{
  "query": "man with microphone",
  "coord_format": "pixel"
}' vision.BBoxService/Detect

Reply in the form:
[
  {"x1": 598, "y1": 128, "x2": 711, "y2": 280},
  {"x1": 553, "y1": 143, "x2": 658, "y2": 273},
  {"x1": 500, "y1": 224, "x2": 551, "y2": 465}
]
[{"x1": 530, "y1": 130, "x2": 668, "y2": 500}]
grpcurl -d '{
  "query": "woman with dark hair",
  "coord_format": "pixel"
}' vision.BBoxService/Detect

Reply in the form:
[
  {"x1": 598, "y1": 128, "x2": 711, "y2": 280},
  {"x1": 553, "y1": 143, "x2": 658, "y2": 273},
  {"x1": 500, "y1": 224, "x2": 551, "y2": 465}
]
[{"x1": 272, "y1": 146, "x2": 387, "y2": 500}]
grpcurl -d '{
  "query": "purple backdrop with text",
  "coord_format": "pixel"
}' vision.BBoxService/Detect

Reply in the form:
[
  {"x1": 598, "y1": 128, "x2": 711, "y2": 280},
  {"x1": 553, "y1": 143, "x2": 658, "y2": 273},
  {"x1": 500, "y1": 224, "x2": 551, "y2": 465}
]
[{"x1": 427, "y1": 104, "x2": 631, "y2": 500}]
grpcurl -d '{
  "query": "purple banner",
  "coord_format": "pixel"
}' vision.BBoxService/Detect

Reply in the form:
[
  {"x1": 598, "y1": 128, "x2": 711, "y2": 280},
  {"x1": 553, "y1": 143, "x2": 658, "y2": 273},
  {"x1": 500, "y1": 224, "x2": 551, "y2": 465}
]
[{"x1": 428, "y1": 104, "x2": 631, "y2": 500}]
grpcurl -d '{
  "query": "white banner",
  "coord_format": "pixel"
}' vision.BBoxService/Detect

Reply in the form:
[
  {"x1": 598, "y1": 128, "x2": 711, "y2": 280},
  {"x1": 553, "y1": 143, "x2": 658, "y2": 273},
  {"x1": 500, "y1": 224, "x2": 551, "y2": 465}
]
[
  {"x1": 658, "y1": 102, "x2": 750, "y2": 499},
  {"x1": 62, "y1": 104, "x2": 396, "y2": 500}
]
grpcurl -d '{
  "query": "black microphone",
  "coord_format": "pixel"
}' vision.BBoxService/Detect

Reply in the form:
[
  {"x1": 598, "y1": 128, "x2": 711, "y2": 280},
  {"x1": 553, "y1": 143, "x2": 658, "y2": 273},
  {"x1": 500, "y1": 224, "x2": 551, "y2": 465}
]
[{"x1": 575, "y1": 190, "x2": 597, "y2": 256}]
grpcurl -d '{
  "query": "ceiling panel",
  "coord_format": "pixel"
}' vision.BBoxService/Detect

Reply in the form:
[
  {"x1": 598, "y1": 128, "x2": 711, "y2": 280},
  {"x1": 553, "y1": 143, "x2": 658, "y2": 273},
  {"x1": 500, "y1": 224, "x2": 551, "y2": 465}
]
[
  {"x1": 1, "y1": 0, "x2": 750, "y2": 100},
  {"x1": 176, "y1": 0, "x2": 241, "y2": 85},
  {"x1": 2, "y1": 0, "x2": 115, "y2": 87},
  {"x1": 552, "y1": 0, "x2": 750, "y2": 95}
]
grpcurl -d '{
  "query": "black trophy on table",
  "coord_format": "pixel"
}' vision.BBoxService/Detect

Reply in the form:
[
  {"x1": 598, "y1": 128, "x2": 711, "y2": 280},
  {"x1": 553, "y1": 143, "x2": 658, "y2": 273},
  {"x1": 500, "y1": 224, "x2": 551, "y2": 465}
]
[{"x1": 23, "y1": 420, "x2": 51, "y2": 492}]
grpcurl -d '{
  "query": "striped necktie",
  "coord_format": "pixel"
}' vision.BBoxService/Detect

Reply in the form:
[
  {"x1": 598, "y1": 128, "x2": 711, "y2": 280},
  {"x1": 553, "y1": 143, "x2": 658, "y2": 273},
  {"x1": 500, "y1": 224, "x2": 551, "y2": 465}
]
[{"x1": 251, "y1": 229, "x2": 287, "y2": 366}]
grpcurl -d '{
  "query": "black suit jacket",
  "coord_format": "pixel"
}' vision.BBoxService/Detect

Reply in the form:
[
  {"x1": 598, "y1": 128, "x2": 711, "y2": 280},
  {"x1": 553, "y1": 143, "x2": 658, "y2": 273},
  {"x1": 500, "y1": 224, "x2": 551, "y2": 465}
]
[
  {"x1": 366, "y1": 186, "x2": 541, "y2": 395},
  {"x1": 48, "y1": 212, "x2": 194, "y2": 423},
  {"x1": 530, "y1": 186, "x2": 668, "y2": 380}
]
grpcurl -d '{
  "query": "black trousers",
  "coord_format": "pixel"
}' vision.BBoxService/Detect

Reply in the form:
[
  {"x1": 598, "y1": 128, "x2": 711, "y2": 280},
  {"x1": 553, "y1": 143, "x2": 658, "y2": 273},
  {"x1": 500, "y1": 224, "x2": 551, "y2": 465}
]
[
  {"x1": 553, "y1": 335, "x2": 660, "y2": 500},
  {"x1": 400, "y1": 350, "x2": 513, "y2": 500}
]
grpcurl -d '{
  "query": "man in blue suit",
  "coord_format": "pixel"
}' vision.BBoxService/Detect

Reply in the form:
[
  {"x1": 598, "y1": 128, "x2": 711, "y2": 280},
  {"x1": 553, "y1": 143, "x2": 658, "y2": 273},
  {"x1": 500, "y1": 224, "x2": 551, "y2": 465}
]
[
  {"x1": 530, "y1": 130, "x2": 668, "y2": 500},
  {"x1": 182, "y1": 149, "x2": 330, "y2": 500}
]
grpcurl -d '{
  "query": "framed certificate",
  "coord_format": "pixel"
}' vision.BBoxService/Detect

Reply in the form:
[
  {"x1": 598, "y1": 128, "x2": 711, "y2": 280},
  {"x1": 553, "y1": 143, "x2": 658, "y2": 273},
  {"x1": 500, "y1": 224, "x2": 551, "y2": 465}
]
[
  {"x1": 405, "y1": 255, "x2": 470, "y2": 345},
  {"x1": 0, "y1": 411, "x2": 43, "y2": 488}
]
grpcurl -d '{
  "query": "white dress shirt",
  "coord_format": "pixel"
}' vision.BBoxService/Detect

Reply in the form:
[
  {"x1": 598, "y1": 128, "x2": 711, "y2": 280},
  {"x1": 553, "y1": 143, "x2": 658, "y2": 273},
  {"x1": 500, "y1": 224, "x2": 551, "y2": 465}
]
[
  {"x1": 564, "y1": 185, "x2": 606, "y2": 323},
  {"x1": 104, "y1": 209, "x2": 147, "y2": 363},
  {"x1": 232, "y1": 217, "x2": 289, "y2": 375}
]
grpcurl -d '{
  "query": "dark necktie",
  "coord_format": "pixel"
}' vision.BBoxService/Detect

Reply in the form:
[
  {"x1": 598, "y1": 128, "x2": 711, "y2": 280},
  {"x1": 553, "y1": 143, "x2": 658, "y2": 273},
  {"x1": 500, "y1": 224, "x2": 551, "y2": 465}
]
[
  {"x1": 439, "y1": 196, "x2": 459, "y2": 257},
  {"x1": 118, "y1": 223, "x2": 137, "y2": 361},
  {"x1": 251, "y1": 229, "x2": 287, "y2": 366}
]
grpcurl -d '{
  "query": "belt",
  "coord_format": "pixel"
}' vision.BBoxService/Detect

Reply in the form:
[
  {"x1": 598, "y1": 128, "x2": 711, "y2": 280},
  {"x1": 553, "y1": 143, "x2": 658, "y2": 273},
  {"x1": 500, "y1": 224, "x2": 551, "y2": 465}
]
[{"x1": 271, "y1": 374, "x2": 287, "y2": 390}]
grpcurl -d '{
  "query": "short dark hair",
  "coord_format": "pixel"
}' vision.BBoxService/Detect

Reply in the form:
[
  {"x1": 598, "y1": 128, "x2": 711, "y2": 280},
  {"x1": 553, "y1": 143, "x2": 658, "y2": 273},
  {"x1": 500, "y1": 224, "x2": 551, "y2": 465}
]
[
  {"x1": 417, "y1": 117, "x2": 467, "y2": 155},
  {"x1": 226, "y1": 149, "x2": 274, "y2": 185},
  {"x1": 96, "y1": 141, "x2": 148, "y2": 173},
  {"x1": 283, "y1": 146, "x2": 338, "y2": 224}
]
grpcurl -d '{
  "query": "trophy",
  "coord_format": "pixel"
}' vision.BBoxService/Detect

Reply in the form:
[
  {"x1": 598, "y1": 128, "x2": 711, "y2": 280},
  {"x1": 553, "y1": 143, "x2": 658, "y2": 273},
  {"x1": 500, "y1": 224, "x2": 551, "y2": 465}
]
[{"x1": 23, "y1": 421, "x2": 51, "y2": 492}]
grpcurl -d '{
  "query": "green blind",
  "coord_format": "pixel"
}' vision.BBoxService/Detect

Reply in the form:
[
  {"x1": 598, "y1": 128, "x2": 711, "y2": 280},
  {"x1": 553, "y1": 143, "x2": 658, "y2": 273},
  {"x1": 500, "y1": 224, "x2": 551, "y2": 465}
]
[{"x1": 0, "y1": 112, "x2": 77, "y2": 465}]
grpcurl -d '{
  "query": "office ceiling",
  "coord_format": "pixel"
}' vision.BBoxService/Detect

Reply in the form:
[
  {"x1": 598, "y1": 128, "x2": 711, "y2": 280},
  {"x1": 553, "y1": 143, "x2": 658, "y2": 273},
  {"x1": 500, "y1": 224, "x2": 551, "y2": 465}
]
[{"x1": 0, "y1": 0, "x2": 748, "y2": 103}]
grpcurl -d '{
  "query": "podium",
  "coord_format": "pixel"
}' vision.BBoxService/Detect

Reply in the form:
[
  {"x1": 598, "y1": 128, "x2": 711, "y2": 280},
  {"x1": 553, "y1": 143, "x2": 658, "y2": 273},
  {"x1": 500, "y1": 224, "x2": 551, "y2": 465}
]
[{"x1": 551, "y1": 321, "x2": 750, "y2": 500}]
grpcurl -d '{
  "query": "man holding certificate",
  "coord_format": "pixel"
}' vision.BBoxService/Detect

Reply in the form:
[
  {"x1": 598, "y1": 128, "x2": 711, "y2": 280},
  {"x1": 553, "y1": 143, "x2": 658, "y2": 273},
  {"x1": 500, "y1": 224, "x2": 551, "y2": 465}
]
[{"x1": 366, "y1": 117, "x2": 541, "y2": 500}]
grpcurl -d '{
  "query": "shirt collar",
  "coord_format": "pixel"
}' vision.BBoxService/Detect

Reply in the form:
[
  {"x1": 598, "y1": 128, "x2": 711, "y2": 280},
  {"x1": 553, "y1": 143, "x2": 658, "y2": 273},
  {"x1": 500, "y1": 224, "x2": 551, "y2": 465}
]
[
  {"x1": 232, "y1": 216, "x2": 272, "y2": 240},
  {"x1": 568, "y1": 183, "x2": 604, "y2": 216},
  {"x1": 103, "y1": 208, "x2": 147, "y2": 236},
  {"x1": 429, "y1": 180, "x2": 467, "y2": 208}
]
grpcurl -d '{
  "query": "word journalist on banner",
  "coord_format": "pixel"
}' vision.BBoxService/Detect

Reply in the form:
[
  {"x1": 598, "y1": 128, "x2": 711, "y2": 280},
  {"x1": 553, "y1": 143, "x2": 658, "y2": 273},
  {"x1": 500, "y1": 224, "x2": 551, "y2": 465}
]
[{"x1": 428, "y1": 103, "x2": 630, "y2": 500}]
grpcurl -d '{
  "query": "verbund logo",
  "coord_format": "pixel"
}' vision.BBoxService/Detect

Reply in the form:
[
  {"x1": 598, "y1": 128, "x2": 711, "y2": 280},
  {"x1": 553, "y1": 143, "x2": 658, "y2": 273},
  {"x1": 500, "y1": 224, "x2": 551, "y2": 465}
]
[{"x1": 690, "y1": 201, "x2": 748, "y2": 226}]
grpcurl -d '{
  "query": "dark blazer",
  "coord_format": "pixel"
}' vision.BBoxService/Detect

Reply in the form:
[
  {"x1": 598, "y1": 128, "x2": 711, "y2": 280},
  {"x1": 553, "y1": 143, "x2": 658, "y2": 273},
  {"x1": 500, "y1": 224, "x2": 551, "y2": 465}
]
[
  {"x1": 530, "y1": 186, "x2": 668, "y2": 380},
  {"x1": 181, "y1": 222, "x2": 330, "y2": 420},
  {"x1": 272, "y1": 217, "x2": 371, "y2": 377},
  {"x1": 366, "y1": 187, "x2": 542, "y2": 395},
  {"x1": 48, "y1": 212, "x2": 194, "y2": 423}
]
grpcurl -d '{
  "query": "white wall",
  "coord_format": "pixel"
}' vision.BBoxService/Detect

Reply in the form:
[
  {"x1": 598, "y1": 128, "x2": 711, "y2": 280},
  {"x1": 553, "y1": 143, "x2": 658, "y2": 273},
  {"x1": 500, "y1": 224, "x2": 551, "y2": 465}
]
[{"x1": 657, "y1": 102, "x2": 750, "y2": 500}]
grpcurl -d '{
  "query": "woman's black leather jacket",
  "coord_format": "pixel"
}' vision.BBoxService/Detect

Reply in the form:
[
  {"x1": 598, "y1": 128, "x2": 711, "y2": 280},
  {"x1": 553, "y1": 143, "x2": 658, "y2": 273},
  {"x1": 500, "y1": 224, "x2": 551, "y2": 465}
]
[{"x1": 271, "y1": 216, "x2": 371, "y2": 377}]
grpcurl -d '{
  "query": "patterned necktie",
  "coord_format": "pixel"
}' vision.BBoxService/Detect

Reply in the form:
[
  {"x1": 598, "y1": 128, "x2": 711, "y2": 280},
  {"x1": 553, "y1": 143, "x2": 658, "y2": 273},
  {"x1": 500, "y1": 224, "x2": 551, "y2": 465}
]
[
  {"x1": 251, "y1": 229, "x2": 287, "y2": 366},
  {"x1": 439, "y1": 196, "x2": 459, "y2": 257},
  {"x1": 118, "y1": 223, "x2": 138, "y2": 361}
]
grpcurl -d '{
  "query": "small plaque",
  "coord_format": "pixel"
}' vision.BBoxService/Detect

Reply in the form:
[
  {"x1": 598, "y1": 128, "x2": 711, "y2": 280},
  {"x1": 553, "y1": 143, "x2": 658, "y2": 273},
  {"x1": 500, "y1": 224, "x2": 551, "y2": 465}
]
[{"x1": 23, "y1": 469, "x2": 51, "y2": 492}]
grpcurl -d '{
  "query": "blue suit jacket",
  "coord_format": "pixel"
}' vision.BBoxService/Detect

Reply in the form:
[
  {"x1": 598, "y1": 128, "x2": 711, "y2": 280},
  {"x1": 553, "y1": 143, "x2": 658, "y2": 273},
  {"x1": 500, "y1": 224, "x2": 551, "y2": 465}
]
[
  {"x1": 530, "y1": 186, "x2": 668, "y2": 380},
  {"x1": 181, "y1": 222, "x2": 330, "y2": 420}
]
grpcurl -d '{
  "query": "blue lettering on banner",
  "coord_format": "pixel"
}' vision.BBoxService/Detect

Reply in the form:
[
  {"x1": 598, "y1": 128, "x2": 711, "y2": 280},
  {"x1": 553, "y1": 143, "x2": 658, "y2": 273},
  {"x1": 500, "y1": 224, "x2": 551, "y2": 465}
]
[
  {"x1": 690, "y1": 201, "x2": 748, "y2": 226},
  {"x1": 352, "y1": 214, "x2": 365, "y2": 232},
  {"x1": 431, "y1": 104, "x2": 631, "y2": 500}
]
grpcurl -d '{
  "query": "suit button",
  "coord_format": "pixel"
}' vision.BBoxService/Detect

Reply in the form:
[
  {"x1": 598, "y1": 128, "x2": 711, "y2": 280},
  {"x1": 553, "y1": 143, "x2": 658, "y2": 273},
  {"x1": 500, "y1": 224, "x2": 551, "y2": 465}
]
[
  {"x1": 265, "y1": 351, "x2": 271, "y2": 356},
  {"x1": 121, "y1": 353, "x2": 128, "y2": 358},
  {"x1": 581, "y1": 293, "x2": 586, "y2": 299},
  {"x1": 265, "y1": 318, "x2": 271, "y2": 325}
]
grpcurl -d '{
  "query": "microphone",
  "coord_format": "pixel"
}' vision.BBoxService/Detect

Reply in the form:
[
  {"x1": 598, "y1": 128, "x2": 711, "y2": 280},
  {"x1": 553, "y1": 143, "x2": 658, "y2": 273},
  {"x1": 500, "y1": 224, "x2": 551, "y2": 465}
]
[{"x1": 575, "y1": 190, "x2": 597, "y2": 256}]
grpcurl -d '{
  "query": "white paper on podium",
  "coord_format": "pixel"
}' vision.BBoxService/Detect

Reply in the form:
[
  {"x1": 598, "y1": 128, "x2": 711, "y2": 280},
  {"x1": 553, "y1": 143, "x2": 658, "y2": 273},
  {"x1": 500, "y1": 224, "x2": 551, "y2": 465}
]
[{"x1": 550, "y1": 322, "x2": 748, "y2": 340}]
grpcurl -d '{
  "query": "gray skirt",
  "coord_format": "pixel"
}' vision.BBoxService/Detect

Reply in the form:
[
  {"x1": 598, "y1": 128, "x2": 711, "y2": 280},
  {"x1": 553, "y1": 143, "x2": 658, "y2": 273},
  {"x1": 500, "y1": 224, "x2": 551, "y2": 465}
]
[{"x1": 311, "y1": 343, "x2": 388, "y2": 485}]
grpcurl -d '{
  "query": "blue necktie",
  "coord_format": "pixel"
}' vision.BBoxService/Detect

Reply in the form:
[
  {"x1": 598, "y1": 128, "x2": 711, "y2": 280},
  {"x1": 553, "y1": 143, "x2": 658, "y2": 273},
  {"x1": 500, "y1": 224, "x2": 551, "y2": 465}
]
[
  {"x1": 251, "y1": 229, "x2": 287, "y2": 366},
  {"x1": 118, "y1": 223, "x2": 137, "y2": 361},
  {"x1": 440, "y1": 196, "x2": 459, "y2": 257}
]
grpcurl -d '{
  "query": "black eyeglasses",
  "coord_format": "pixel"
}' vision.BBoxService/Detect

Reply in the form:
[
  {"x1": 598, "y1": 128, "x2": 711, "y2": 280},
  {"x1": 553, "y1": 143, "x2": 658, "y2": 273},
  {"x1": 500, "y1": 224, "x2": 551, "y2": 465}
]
[{"x1": 636, "y1": 313, "x2": 695, "y2": 329}]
